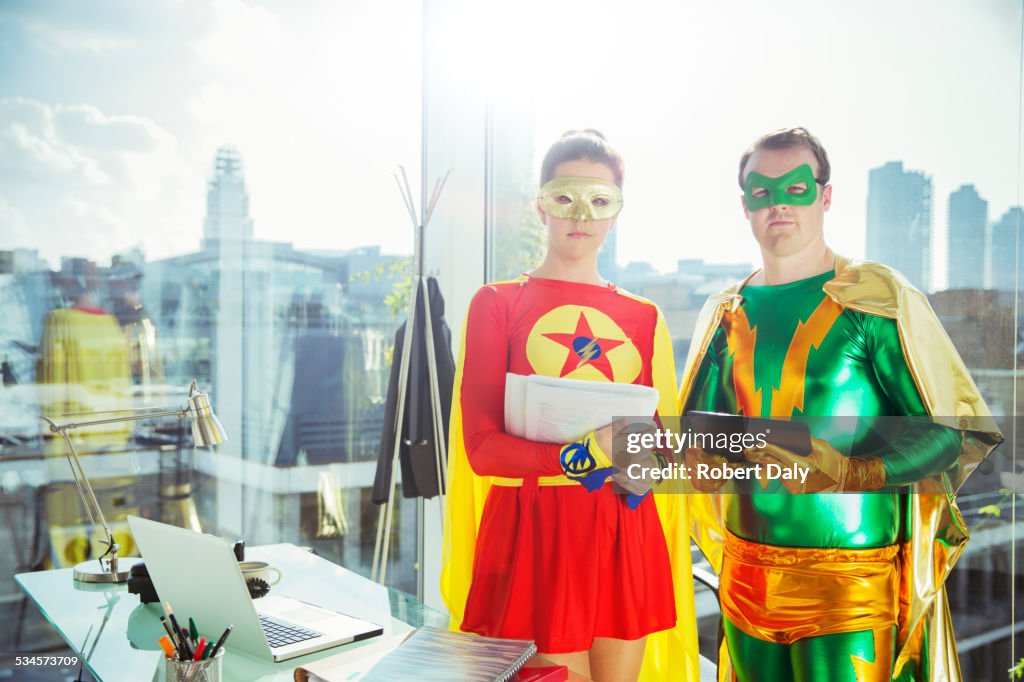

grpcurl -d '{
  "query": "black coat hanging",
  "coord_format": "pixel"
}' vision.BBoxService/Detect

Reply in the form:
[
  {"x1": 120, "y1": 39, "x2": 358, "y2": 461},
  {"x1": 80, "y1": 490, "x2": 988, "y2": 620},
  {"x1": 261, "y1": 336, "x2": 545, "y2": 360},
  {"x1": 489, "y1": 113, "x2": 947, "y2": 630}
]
[{"x1": 372, "y1": 276, "x2": 454, "y2": 503}]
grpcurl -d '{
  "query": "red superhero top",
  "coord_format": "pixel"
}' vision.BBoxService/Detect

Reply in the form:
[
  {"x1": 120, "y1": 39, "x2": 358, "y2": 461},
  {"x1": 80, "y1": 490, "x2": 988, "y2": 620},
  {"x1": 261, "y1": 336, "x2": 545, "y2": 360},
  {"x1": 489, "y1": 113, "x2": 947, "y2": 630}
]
[{"x1": 459, "y1": 274, "x2": 672, "y2": 479}]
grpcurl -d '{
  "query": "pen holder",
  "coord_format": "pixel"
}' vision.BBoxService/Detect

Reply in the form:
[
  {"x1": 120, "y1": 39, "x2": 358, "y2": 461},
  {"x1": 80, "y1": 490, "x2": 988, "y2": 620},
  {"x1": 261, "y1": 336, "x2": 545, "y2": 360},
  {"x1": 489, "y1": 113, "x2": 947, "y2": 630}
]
[{"x1": 164, "y1": 648, "x2": 224, "y2": 682}]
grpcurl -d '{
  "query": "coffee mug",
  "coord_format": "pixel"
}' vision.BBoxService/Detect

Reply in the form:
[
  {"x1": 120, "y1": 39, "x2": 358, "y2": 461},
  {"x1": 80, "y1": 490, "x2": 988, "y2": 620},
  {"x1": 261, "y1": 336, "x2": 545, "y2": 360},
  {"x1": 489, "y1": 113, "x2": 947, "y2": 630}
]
[{"x1": 239, "y1": 561, "x2": 282, "y2": 587}]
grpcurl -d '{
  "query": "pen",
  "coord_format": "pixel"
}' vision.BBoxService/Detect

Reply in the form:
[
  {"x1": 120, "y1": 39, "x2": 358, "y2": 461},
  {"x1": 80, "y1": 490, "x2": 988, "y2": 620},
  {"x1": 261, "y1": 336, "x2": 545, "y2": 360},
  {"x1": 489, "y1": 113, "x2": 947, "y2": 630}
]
[
  {"x1": 158, "y1": 615, "x2": 176, "y2": 643},
  {"x1": 163, "y1": 602, "x2": 192, "y2": 661},
  {"x1": 206, "y1": 625, "x2": 233, "y2": 659},
  {"x1": 179, "y1": 627, "x2": 194, "y2": 660},
  {"x1": 189, "y1": 617, "x2": 199, "y2": 645},
  {"x1": 158, "y1": 635, "x2": 177, "y2": 660},
  {"x1": 193, "y1": 636, "x2": 207, "y2": 661}
]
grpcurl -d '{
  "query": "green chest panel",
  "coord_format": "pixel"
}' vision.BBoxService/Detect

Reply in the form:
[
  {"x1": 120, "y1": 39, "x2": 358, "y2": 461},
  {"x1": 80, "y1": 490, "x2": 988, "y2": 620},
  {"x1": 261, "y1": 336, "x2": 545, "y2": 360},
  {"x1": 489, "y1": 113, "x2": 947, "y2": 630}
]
[{"x1": 694, "y1": 271, "x2": 925, "y2": 548}]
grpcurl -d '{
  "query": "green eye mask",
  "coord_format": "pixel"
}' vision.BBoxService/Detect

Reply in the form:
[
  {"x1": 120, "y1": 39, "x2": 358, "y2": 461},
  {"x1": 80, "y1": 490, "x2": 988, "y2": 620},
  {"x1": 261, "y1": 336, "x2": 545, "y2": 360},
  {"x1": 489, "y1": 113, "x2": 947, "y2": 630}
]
[
  {"x1": 538, "y1": 176, "x2": 623, "y2": 222},
  {"x1": 743, "y1": 164, "x2": 820, "y2": 211}
]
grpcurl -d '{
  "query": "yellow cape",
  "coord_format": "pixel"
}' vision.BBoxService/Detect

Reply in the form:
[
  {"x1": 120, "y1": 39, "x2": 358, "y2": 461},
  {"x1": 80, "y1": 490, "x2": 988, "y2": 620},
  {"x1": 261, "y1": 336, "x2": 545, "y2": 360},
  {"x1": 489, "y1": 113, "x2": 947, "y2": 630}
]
[
  {"x1": 680, "y1": 256, "x2": 1003, "y2": 682},
  {"x1": 440, "y1": 281, "x2": 701, "y2": 681}
]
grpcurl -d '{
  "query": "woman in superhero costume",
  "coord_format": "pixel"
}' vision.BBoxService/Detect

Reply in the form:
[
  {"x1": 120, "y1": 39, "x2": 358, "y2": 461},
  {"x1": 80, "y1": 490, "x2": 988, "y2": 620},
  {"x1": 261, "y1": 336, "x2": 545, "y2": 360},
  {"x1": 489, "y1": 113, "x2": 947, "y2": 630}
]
[{"x1": 440, "y1": 130, "x2": 699, "y2": 681}]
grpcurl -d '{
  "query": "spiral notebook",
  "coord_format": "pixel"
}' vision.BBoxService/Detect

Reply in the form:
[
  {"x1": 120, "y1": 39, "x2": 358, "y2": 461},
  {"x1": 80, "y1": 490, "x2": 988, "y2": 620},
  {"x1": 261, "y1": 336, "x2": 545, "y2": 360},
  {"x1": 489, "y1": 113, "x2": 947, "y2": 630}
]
[{"x1": 360, "y1": 627, "x2": 536, "y2": 682}]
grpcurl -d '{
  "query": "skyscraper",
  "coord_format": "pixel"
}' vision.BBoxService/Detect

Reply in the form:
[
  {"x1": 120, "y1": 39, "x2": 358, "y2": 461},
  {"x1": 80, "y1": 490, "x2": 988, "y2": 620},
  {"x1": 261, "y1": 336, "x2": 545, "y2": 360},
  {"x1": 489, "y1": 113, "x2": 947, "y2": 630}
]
[
  {"x1": 947, "y1": 184, "x2": 988, "y2": 290},
  {"x1": 990, "y1": 206, "x2": 1023, "y2": 292},
  {"x1": 206, "y1": 145, "x2": 258, "y2": 532},
  {"x1": 203, "y1": 145, "x2": 254, "y2": 250},
  {"x1": 866, "y1": 161, "x2": 933, "y2": 291}
]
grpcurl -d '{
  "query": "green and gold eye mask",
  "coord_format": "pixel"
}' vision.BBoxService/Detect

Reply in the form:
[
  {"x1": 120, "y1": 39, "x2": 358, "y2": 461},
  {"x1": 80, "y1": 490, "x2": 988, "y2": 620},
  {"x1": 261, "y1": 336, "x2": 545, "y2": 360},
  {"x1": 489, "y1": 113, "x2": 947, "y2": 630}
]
[
  {"x1": 743, "y1": 164, "x2": 821, "y2": 211},
  {"x1": 538, "y1": 176, "x2": 623, "y2": 222}
]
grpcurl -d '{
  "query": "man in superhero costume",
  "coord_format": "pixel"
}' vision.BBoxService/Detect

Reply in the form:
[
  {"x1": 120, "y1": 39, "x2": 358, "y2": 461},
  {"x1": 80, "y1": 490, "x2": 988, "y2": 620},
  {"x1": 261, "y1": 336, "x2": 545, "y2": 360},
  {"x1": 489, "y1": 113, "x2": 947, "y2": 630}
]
[{"x1": 680, "y1": 127, "x2": 1002, "y2": 681}]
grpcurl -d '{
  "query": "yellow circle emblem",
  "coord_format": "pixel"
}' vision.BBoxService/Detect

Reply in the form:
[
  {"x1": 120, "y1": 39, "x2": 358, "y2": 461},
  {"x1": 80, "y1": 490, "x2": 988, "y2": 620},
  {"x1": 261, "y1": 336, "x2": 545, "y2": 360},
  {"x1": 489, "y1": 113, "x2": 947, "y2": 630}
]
[{"x1": 525, "y1": 305, "x2": 641, "y2": 383}]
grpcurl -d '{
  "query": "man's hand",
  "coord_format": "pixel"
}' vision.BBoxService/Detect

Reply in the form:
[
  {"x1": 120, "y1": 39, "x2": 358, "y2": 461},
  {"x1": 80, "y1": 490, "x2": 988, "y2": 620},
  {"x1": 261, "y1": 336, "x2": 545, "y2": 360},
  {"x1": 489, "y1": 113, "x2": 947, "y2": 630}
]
[
  {"x1": 685, "y1": 447, "x2": 747, "y2": 492},
  {"x1": 603, "y1": 419, "x2": 661, "y2": 508},
  {"x1": 744, "y1": 436, "x2": 886, "y2": 494}
]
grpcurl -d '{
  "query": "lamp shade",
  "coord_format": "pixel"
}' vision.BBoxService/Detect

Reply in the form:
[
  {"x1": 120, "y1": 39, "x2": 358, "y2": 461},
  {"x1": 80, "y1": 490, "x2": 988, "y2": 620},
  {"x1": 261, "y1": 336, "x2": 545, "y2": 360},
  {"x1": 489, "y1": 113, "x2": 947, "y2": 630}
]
[{"x1": 187, "y1": 390, "x2": 228, "y2": 446}]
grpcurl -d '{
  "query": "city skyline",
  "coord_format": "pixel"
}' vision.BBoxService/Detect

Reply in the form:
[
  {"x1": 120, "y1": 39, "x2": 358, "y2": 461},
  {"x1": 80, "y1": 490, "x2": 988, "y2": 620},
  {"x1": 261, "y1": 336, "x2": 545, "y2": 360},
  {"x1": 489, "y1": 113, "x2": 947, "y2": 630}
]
[
  {"x1": 1, "y1": 1, "x2": 1020, "y2": 288},
  {"x1": 15, "y1": 144, "x2": 1020, "y2": 297}
]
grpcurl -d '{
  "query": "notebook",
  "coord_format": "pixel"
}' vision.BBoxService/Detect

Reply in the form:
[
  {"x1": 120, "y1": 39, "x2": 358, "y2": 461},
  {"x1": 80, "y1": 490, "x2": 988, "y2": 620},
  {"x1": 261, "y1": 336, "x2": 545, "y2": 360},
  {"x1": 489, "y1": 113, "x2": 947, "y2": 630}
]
[
  {"x1": 361, "y1": 627, "x2": 536, "y2": 682},
  {"x1": 504, "y1": 372, "x2": 659, "y2": 443},
  {"x1": 128, "y1": 516, "x2": 384, "y2": 662}
]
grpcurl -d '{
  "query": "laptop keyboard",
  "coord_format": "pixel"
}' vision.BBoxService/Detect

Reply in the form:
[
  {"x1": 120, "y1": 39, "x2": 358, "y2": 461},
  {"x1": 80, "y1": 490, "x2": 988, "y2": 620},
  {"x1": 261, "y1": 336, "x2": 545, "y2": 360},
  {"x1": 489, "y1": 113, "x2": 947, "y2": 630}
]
[{"x1": 259, "y1": 614, "x2": 323, "y2": 648}]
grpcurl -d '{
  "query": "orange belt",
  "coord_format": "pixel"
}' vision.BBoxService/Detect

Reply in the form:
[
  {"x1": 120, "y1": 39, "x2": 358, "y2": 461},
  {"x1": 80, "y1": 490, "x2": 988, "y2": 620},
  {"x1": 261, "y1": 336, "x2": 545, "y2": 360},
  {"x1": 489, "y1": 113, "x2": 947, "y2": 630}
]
[{"x1": 720, "y1": 530, "x2": 901, "y2": 644}]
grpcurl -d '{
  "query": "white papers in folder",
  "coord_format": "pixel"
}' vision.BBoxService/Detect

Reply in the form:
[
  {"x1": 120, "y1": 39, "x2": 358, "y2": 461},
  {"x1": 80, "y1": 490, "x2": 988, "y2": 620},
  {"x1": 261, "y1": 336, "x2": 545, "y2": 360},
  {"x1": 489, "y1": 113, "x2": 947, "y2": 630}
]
[{"x1": 504, "y1": 373, "x2": 659, "y2": 444}]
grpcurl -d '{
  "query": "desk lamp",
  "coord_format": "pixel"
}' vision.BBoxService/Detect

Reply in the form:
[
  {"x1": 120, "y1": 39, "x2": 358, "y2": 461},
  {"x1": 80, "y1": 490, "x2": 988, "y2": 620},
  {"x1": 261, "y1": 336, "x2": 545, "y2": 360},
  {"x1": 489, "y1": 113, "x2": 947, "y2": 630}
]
[{"x1": 42, "y1": 380, "x2": 227, "y2": 583}]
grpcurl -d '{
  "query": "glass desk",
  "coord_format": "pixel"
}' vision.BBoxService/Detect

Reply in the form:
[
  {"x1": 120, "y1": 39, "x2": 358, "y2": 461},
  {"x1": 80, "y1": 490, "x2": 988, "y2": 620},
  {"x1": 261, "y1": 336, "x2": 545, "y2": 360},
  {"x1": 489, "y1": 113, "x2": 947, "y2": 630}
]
[{"x1": 16, "y1": 543, "x2": 448, "y2": 682}]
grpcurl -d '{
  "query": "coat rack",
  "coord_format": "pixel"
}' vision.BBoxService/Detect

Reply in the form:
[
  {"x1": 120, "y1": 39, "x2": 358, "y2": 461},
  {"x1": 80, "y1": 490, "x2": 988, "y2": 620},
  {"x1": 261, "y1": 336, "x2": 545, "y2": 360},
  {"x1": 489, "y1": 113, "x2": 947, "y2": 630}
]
[{"x1": 372, "y1": 167, "x2": 451, "y2": 585}]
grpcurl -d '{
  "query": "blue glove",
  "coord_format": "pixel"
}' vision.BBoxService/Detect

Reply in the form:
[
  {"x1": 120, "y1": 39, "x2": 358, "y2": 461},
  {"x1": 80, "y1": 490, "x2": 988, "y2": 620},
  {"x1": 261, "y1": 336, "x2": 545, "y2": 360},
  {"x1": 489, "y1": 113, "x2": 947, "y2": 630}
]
[
  {"x1": 560, "y1": 435, "x2": 617, "y2": 492},
  {"x1": 625, "y1": 491, "x2": 651, "y2": 510}
]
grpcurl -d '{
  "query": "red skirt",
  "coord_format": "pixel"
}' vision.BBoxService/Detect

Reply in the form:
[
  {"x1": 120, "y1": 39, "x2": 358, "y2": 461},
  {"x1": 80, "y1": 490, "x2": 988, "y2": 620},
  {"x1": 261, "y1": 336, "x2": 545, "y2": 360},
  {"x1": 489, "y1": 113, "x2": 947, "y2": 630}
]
[{"x1": 460, "y1": 482, "x2": 677, "y2": 653}]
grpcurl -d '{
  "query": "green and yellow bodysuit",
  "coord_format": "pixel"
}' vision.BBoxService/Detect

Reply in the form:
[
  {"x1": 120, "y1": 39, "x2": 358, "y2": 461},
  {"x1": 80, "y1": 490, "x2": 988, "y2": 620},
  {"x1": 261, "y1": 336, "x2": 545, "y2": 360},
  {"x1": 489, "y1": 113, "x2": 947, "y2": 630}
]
[{"x1": 680, "y1": 257, "x2": 1002, "y2": 682}]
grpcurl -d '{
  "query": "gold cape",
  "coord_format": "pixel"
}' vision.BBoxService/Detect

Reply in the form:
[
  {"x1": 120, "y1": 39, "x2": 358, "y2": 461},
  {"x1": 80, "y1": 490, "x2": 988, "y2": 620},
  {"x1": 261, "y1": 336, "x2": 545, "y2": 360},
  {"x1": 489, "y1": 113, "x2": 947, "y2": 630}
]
[
  {"x1": 440, "y1": 283, "x2": 701, "y2": 681},
  {"x1": 680, "y1": 256, "x2": 1003, "y2": 682}
]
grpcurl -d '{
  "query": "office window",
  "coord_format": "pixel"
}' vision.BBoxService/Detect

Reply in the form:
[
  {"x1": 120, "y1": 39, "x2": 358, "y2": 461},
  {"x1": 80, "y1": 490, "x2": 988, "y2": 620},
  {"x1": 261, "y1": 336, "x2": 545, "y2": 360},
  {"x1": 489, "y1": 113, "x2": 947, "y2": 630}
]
[
  {"x1": 471, "y1": 1, "x2": 1022, "y2": 675},
  {"x1": 0, "y1": 2, "x2": 425, "y2": 663}
]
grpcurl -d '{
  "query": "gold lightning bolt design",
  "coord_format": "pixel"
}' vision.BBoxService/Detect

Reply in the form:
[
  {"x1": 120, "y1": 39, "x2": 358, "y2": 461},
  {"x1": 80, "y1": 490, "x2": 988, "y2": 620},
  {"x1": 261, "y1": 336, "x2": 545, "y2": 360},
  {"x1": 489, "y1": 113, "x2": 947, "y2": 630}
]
[
  {"x1": 723, "y1": 307, "x2": 762, "y2": 416},
  {"x1": 770, "y1": 297, "x2": 843, "y2": 417},
  {"x1": 575, "y1": 338, "x2": 601, "y2": 369}
]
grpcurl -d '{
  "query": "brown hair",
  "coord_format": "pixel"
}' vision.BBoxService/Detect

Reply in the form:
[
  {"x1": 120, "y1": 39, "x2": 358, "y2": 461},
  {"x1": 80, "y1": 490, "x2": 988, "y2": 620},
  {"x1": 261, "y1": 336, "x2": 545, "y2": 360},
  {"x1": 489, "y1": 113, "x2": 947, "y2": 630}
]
[
  {"x1": 540, "y1": 129, "x2": 625, "y2": 188},
  {"x1": 737, "y1": 127, "x2": 831, "y2": 189}
]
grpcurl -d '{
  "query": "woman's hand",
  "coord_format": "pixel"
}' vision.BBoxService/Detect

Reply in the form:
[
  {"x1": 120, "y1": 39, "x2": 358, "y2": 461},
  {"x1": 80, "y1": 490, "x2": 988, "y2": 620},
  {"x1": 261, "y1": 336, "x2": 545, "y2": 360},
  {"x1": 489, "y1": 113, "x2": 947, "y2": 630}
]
[
  {"x1": 594, "y1": 423, "x2": 615, "y2": 456},
  {"x1": 559, "y1": 429, "x2": 616, "y2": 491}
]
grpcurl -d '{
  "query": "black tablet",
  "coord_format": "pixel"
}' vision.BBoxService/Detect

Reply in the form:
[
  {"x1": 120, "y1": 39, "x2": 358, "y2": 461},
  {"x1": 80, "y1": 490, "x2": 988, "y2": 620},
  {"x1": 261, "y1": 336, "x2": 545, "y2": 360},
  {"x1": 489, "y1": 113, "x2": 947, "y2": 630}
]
[{"x1": 685, "y1": 411, "x2": 812, "y2": 462}]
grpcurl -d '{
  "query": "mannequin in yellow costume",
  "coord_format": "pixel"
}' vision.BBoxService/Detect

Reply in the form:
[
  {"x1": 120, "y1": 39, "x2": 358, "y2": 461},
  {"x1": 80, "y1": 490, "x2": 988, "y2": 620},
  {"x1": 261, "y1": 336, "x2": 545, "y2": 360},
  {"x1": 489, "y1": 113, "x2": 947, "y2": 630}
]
[
  {"x1": 680, "y1": 129, "x2": 1002, "y2": 681},
  {"x1": 38, "y1": 262, "x2": 137, "y2": 567}
]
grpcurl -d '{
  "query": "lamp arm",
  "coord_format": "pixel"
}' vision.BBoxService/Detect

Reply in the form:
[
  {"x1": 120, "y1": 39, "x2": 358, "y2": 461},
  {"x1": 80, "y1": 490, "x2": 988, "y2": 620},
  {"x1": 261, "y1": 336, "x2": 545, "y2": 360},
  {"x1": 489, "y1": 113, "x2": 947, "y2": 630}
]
[
  {"x1": 45, "y1": 407, "x2": 188, "y2": 432},
  {"x1": 40, "y1": 406, "x2": 187, "y2": 576},
  {"x1": 57, "y1": 428, "x2": 112, "y2": 557}
]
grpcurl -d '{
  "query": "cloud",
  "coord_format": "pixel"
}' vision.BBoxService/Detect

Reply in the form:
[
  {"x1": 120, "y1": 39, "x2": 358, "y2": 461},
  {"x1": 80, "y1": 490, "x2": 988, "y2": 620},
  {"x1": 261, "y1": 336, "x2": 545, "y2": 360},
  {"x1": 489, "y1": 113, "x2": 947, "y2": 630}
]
[
  {"x1": 0, "y1": 99, "x2": 110, "y2": 185},
  {"x1": 54, "y1": 104, "x2": 166, "y2": 153},
  {"x1": 21, "y1": 20, "x2": 136, "y2": 54},
  {"x1": 0, "y1": 98, "x2": 181, "y2": 189},
  {"x1": 2, "y1": 2, "x2": 197, "y2": 55},
  {"x1": 0, "y1": 97, "x2": 198, "y2": 266}
]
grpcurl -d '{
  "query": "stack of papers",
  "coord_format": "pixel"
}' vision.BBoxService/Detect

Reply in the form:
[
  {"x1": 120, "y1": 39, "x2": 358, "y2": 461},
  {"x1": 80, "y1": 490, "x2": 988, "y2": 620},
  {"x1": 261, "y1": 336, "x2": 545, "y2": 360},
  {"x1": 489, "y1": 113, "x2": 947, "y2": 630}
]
[{"x1": 504, "y1": 373, "x2": 659, "y2": 444}]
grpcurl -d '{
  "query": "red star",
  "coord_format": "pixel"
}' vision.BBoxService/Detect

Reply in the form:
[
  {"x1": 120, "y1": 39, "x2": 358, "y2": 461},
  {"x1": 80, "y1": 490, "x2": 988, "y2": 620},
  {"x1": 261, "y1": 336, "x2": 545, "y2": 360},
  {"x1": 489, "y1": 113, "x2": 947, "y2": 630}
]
[{"x1": 543, "y1": 312, "x2": 624, "y2": 380}]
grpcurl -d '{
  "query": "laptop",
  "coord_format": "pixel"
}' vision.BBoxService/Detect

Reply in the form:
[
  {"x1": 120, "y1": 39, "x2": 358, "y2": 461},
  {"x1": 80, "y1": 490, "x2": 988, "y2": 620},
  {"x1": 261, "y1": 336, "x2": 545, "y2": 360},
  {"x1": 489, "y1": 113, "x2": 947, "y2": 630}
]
[{"x1": 128, "y1": 516, "x2": 384, "y2": 662}]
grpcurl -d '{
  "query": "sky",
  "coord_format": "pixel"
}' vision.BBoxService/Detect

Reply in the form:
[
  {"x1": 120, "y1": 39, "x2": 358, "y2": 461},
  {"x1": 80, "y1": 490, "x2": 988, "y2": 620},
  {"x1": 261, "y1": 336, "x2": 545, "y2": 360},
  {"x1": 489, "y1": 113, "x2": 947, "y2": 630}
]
[
  {"x1": 0, "y1": 0, "x2": 1021, "y2": 290},
  {"x1": 0, "y1": 0, "x2": 423, "y2": 266}
]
